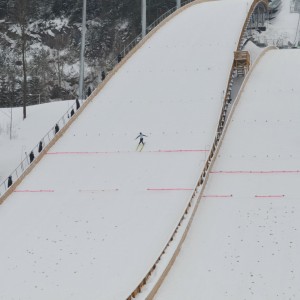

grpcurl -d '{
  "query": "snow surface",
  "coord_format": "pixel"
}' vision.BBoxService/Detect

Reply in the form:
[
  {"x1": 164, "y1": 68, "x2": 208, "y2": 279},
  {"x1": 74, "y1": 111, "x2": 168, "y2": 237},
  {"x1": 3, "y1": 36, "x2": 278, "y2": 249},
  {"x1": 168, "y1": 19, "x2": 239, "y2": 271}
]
[
  {"x1": 0, "y1": 0, "x2": 252, "y2": 299},
  {"x1": 155, "y1": 49, "x2": 300, "y2": 299},
  {"x1": 0, "y1": 101, "x2": 75, "y2": 183},
  {"x1": 244, "y1": 40, "x2": 266, "y2": 63},
  {"x1": 253, "y1": 0, "x2": 300, "y2": 46}
]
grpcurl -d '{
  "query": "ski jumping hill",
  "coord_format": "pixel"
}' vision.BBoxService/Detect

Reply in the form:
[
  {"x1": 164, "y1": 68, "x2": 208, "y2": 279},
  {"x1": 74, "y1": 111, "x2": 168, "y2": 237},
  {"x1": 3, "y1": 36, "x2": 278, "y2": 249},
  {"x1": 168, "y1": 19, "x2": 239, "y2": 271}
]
[
  {"x1": 0, "y1": 0, "x2": 266, "y2": 299},
  {"x1": 155, "y1": 49, "x2": 300, "y2": 299}
]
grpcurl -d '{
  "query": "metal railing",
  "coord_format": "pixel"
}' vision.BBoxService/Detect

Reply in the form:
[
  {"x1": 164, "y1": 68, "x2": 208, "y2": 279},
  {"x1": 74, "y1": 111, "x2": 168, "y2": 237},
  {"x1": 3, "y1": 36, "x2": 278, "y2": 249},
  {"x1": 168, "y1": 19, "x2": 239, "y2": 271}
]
[
  {"x1": 0, "y1": 0, "x2": 197, "y2": 201},
  {"x1": 0, "y1": 100, "x2": 80, "y2": 199},
  {"x1": 108, "y1": 0, "x2": 195, "y2": 71}
]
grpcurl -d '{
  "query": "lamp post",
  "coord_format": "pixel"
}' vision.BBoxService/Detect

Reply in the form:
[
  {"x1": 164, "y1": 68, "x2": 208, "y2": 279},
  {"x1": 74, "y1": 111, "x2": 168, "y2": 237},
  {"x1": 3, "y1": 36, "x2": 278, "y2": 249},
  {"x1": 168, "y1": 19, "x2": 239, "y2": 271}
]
[
  {"x1": 78, "y1": 0, "x2": 87, "y2": 101},
  {"x1": 177, "y1": 0, "x2": 181, "y2": 9},
  {"x1": 142, "y1": 0, "x2": 146, "y2": 38},
  {"x1": 9, "y1": 106, "x2": 12, "y2": 140},
  {"x1": 28, "y1": 93, "x2": 41, "y2": 104}
]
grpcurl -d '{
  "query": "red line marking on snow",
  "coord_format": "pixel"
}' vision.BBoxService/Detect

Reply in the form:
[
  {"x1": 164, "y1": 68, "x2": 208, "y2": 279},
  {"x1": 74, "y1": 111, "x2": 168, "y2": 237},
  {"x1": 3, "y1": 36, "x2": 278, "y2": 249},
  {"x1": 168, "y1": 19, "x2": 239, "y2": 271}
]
[
  {"x1": 255, "y1": 195, "x2": 285, "y2": 198},
  {"x1": 210, "y1": 170, "x2": 300, "y2": 174},
  {"x1": 47, "y1": 151, "x2": 120, "y2": 155},
  {"x1": 203, "y1": 194, "x2": 233, "y2": 198},
  {"x1": 147, "y1": 188, "x2": 193, "y2": 191},
  {"x1": 46, "y1": 149, "x2": 208, "y2": 155},
  {"x1": 14, "y1": 190, "x2": 54, "y2": 193},
  {"x1": 153, "y1": 149, "x2": 209, "y2": 153},
  {"x1": 78, "y1": 189, "x2": 119, "y2": 192}
]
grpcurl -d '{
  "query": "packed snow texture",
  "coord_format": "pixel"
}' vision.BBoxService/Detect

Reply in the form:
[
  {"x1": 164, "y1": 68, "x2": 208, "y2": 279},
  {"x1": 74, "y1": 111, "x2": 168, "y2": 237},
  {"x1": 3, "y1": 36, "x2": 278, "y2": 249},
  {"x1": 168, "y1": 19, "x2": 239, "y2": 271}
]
[
  {"x1": 155, "y1": 49, "x2": 300, "y2": 299},
  {"x1": 0, "y1": 0, "x2": 252, "y2": 299},
  {"x1": 0, "y1": 101, "x2": 75, "y2": 183},
  {"x1": 244, "y1": 40, "x2": 266, "y2": 62}
]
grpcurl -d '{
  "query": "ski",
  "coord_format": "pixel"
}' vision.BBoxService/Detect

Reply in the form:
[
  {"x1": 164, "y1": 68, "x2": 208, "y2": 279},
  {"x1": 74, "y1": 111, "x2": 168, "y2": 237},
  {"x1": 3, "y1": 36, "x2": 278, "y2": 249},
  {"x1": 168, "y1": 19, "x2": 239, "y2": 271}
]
[{"x1": 136, "y1": 143, "x2": 145, "y2": 152}]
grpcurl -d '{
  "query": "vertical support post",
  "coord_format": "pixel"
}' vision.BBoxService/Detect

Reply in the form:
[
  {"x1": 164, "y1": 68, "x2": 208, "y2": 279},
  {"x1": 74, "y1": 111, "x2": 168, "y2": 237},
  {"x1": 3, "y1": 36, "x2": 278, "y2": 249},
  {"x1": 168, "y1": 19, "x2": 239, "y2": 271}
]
[
  {"x1": 9, "y1": 106, "x2": 12, "y2": 140},
  {"x1": 142, "y1": 0, "x2": 147, "y2": 38},
  {"x1": 79, "y1": 0, "x2": 87, "y2": 101},
  {"x1": 176, "y1": 0, "x2": 181, "y2": 9}
]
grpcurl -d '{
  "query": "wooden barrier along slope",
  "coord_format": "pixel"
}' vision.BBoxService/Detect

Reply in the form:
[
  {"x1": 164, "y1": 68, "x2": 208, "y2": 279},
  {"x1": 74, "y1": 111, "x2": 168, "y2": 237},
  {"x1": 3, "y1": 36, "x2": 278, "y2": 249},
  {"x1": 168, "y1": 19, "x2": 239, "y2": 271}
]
[{"x1": 126, "y1": 1, "x2": 271, "y2": 299}]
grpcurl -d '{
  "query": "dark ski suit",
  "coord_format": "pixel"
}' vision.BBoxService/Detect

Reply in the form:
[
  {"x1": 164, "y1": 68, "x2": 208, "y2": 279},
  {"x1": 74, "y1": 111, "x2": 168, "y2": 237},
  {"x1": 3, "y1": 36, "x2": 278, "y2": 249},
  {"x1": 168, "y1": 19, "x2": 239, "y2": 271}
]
[{"x1": 136, "y1": 132, "x2": 147, "y2": 145}]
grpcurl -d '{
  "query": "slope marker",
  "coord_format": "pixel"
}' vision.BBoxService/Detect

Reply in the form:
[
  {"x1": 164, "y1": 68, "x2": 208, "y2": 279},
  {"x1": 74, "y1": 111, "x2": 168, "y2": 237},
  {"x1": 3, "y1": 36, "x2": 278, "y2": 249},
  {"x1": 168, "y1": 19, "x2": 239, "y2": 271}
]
[
  {"x1": 46, "y1": 149, "x2": 209, "y2": 155},
  {"x1": 14, "y1": 190, "x2": 54, "y2": 193},
  {"x1": 255, "y1": 194, "x2": 285, "y2": 198},
  {"x1": 203, "y1": 194, "x2": 233, "y2": 198},
  {"x1": 210, "y1": 170, "x2": 300, "y2": 174}
]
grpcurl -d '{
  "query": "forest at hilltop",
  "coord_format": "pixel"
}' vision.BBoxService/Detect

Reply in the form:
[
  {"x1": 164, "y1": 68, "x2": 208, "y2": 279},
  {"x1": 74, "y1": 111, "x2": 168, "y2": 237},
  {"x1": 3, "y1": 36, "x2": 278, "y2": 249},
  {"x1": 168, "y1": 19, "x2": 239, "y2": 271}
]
[{"x1": 0, "y1": 0, "x2": 176, "y2": 108}]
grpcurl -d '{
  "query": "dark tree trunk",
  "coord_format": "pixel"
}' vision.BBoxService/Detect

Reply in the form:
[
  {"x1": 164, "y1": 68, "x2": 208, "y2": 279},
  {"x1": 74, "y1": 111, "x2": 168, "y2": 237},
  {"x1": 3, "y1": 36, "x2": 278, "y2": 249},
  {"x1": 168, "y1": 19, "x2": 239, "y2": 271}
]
[{"x1": 22, "y1": 27, "x2": 27, "y2": 119}]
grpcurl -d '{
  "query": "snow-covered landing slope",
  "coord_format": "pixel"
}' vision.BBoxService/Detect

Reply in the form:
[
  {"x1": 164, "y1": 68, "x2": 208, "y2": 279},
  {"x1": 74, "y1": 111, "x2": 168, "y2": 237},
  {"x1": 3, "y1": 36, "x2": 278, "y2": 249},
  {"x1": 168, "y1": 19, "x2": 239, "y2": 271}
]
[
  {"x1": 155, "y1": 49, "x2": 300, "y2": 299},
  {"x1": 0, "y1": 0, "x2": 252, "y2": 299}
]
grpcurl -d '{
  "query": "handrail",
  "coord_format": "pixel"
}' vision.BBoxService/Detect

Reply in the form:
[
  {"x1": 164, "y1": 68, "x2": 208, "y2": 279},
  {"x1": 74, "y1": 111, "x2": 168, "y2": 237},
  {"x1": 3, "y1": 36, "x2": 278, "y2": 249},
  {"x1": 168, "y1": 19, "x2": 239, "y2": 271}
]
[
  {"x1": 0, "y1": 100, "x2": 80, "y2": 203},
  {"x1": 216, "y1": 47, "x2": 277, "y2": 155},
  {"x1": 125, "y1": 1, "x2": 270, "y2": 299},
  {"x1": 0, "y1": 0, "x2": 197, "y2": 203},
  {"x1": 238, "y1": 0, "x2": 269, "y2": 50}
]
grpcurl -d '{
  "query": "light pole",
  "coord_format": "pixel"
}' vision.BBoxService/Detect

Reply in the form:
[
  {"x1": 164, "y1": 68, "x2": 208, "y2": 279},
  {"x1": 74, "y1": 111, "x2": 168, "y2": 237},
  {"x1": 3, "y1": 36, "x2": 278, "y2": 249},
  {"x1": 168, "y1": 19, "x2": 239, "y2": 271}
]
[
  {"x1": 142, "y1": 0, "x2": 146, "y2": 38},
  {"x1": 0, "y1": 108, "x2": 13, "y2": 139},
  {"x1": 9, "y1": 106, "x2": 12, "y2": 140},
  {"x1": 177, "y1": 0, "x2": 181, "y2": 9},
  {"x1": 79, "y1": 0, "x2": 87, "y2": 101},
  {"x1": 28, "y1": 93, "x2": 41, "y2": 104}
]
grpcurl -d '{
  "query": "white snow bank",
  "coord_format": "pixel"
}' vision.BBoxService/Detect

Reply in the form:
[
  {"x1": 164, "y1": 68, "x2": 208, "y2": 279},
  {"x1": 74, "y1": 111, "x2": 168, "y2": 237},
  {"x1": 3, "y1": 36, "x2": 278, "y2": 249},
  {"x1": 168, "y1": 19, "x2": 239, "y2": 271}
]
[
  {"x1": 244, "y1": 40, "x2": 267, "y2": 63},
  {"x1": 155, "y1": 49, "x2": 300, "y2": 299}
]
